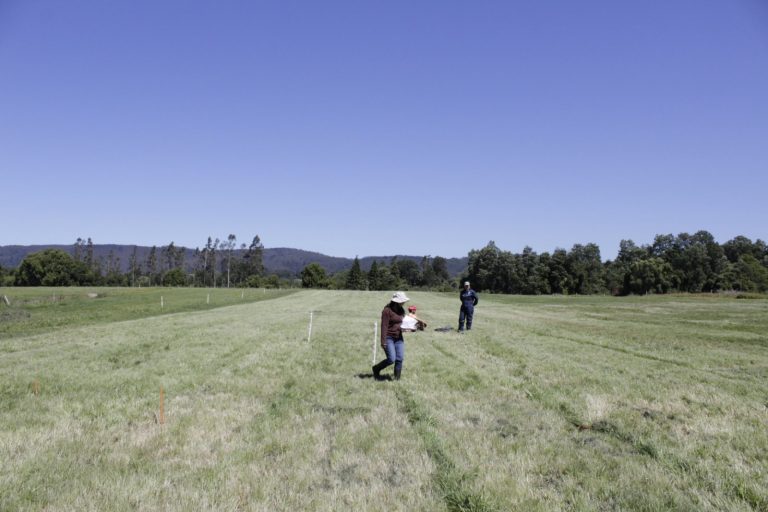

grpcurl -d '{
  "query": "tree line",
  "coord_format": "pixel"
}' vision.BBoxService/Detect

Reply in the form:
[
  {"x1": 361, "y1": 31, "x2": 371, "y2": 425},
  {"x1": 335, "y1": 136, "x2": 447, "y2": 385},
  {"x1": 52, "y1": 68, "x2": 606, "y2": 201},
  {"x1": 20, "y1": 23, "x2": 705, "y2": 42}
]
[
  {"x1": 4, "y1": 235, "x2": 272, "y2": 288},
  {"x1": 3, "y1": 230, "x2": 766, "y2": 294},
  {"x1": 463, "y1": 231, "x2": 768, "y2": 295},
  {"x1": 300, "y1": 255, "x2": 453, "y2": 290}
]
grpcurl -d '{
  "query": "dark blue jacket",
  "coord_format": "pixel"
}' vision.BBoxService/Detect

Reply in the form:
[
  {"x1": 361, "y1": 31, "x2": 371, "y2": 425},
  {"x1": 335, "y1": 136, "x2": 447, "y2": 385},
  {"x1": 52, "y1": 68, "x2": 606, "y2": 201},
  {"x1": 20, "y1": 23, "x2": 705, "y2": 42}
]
[{"x1": 460, "y1": 288, "x2": 478, "y2": 308}]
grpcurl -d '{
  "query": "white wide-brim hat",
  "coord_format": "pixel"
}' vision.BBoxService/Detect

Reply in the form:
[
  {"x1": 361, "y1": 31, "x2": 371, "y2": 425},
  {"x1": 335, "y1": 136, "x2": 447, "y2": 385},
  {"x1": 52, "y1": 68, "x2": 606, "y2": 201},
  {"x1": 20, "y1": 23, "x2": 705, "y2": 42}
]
[{"x1": 391, "y1": 291, "x2": 410, "y2": 303}]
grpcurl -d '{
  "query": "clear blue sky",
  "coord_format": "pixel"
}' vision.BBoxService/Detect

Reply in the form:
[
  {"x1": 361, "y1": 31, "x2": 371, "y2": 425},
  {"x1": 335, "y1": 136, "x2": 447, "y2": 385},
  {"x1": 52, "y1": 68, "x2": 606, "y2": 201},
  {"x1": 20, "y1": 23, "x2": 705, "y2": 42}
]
[{"x1": 2, "y1": 1, "x2": 767, "y2": 259}]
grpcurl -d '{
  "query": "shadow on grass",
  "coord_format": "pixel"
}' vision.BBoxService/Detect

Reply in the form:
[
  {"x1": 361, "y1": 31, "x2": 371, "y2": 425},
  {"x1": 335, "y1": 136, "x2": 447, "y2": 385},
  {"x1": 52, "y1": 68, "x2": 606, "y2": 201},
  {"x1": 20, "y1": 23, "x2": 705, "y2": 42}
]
[{"x1": 356, "y1": 373, "x2": 393, "y2": 381}]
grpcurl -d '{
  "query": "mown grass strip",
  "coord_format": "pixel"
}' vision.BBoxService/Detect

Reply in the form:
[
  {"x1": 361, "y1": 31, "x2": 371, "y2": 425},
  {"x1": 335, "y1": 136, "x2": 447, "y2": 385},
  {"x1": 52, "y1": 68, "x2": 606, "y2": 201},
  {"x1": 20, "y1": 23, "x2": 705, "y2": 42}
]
[
  {"x1": 395, "y1": 387, "x2": 495, "y2": 512},
  {"x1": 0, "y1": 287, "x2": 298, "y2": 339},
  {"x1": 528, "y1": 324, "x2": 764, "y2": 384},
  {"x1": 476, "y1": 335, "x2": 766, "y2": 510}
]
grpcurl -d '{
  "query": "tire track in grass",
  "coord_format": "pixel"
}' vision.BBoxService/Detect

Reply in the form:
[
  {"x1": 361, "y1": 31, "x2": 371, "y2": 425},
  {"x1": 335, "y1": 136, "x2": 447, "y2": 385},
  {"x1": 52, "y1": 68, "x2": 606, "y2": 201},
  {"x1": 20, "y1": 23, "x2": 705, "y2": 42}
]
[
  {"x1": 486, "y1": 305, "x2": 766, "y2": 384},
  {"x1": 395, "y1": 387, "x2": 495, "y2": 512},
  {"x1": 474, "y1": 336, "x2": 767, "y2": 511},
  {"x1": 522, "y1": 325, "x2": 761, "y2": 385}
]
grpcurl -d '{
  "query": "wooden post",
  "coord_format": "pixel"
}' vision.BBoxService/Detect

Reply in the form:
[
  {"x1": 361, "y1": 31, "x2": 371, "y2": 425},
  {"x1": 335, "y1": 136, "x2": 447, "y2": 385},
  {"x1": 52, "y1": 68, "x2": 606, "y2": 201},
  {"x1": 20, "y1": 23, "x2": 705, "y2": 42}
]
[
  {"x1": 159, "y1": 387, "x2": 165, "y2": 425},
  {"x1": 2, "y1": 295, "x2": 9, "y2": 306},
  {"x1": 161, "y1": 296, "x2": 164, "y2": 309},
  {"x1": 372, "y1": 322, "x2": 378, "y2": 364},
  {"x1": 207, "y1": 293, "x2": 210, "y2": 305},
  {"x1": 307, "y1": 311, "x2": 313, "y2": 343},
  {"x1": 32, "y1": 379, "x2": 40, "y2": 395}
]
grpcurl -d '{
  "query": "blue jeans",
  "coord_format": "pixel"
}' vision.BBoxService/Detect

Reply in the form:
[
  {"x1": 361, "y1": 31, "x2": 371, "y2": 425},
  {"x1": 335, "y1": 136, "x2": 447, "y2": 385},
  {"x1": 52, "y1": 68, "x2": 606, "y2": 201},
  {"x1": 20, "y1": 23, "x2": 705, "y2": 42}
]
[
  {"x1": 383, "y1": 337, "x2": 404, "y2": 372},
  {"x1": 459, "y1": 305, "x2": 474, "y2": 330}
]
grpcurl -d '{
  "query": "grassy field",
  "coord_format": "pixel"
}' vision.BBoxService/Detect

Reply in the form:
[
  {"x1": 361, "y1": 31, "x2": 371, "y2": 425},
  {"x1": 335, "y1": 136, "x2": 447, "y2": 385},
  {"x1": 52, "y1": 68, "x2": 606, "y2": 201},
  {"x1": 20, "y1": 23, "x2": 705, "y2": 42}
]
[
  {"x1": 1, "y1": 289, "x2": 767, "y2": 511},
  {"x1": 0, "y1": 287, "x2": 297, "y2": 339}
]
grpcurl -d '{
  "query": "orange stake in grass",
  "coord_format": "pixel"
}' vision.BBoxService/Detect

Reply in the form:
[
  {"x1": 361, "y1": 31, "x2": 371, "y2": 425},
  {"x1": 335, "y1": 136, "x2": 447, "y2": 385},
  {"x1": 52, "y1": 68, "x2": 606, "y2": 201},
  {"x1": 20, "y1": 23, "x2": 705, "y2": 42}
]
[
  {"x1": 32, "y1": 379, "x2": 40, "y2": 395},
  {"x1": 159, "y1": 387, "x2": 165, "y2": 425}
]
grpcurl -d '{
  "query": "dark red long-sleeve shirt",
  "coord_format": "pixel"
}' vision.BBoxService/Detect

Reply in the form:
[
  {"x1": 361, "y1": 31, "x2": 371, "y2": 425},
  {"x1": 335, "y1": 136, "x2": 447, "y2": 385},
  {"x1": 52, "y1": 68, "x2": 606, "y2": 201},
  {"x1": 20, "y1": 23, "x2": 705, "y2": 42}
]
[{"x1": 381, "y1": 306, "x2": 404, "y2": 346}]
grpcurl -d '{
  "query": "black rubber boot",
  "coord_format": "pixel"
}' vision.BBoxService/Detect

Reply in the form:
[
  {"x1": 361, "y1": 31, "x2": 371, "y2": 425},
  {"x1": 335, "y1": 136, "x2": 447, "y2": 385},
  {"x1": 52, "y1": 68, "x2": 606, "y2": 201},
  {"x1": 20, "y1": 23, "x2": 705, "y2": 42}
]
[
  {"x1": 372, "y1": 360, "x2": 388, "y2": 380},
  {"x1": 394, "y1": 368, "x2": 401, "y2": 381}
]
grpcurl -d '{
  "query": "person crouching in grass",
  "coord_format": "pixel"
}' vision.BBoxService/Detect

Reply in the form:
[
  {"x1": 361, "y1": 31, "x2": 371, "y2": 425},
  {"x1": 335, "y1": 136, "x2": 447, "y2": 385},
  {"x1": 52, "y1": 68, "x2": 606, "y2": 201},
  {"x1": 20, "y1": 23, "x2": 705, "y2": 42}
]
[{"x1": 401, "y1": 304, "x2": 427, "y2": 332}]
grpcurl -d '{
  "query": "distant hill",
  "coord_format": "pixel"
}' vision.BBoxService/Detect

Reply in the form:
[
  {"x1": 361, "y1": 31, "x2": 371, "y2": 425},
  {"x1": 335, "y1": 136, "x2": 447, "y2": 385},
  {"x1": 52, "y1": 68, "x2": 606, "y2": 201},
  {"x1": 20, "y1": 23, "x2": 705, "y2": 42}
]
[{"x1": 0, "y1": 244, "x2": 468, "y2": 278}]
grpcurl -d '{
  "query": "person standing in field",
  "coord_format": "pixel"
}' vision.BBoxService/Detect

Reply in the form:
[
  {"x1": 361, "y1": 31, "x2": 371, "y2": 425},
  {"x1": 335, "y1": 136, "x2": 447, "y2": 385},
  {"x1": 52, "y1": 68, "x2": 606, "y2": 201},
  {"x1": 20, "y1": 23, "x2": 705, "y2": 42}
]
[
  {"x1": 372, "y1": 291, "x2": 409, "y2": 381},
  {"x1": 458, "y1": 281, "x2": 479, "y2": 332}
]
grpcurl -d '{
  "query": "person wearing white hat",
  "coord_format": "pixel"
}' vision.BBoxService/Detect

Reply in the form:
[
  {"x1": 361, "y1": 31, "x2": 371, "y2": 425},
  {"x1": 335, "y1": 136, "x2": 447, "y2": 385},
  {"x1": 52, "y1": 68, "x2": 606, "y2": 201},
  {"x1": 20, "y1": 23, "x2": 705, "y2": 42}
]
[
  {"x1": 458, "y1": 281, "x2": 479, "y2": 332},
  {"x1": 372, "y1": 291, "x2": 410, "y2": 380}
]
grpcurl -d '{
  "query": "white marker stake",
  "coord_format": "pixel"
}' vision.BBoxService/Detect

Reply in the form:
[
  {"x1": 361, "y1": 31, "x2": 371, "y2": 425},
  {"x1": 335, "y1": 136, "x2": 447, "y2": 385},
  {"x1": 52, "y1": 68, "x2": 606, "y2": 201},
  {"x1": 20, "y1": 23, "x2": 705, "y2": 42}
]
[
  {"x1": 207, "y1": 293, "x2": 210, "y2": 305},
  {"x1": 307, "y1": 311, "x2": 314, "y2": 343},
  {"x1": 161, "y1": 296, "x2": 164, "y2": 309},
  {"x1": 241, "y1": 290, "x2": 244, "y2": 299},
  {"x1": 372, "y1": 321, "x2": 378, "y2": 364}
]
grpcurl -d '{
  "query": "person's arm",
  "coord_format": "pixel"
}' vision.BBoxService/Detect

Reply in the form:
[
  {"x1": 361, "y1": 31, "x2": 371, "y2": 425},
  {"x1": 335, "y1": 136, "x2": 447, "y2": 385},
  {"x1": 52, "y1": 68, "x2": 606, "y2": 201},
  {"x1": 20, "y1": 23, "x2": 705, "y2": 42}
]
[{"x1": 473, "y1": 291, "x2": 479, "y2": 306}]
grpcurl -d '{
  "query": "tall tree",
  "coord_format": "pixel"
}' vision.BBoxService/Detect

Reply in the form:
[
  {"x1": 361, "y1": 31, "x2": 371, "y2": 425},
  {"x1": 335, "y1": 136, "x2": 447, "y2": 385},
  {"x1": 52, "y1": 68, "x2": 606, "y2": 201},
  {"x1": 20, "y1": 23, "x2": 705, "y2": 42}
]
[
  {"x1": 722, "y1": 235, "x2": 758, "y2": 263},
  {"x1": 548, "y1": 248, "x2": 570, "y2": 294},
  {"x1": 174, "y1": 245, "x2": 186, "y2": 271},
  {"x1": 162, "y1": 242, "x2": 177, "y2": 273},
  {"x1": 420, "y1": 256, "x2": 439, "y2": 288},
  {"x1": 203, "y1": 237, "x2": 218, "y2": 287},
  {"x1": 431, "y1": 256, "x2": 450, "y2": 283},
  {"x1": 145, "y1": 246, "x2": 158, "y2": 286},
  {"x1": 73, "y1": 238, "x2": 85, "y2": 262},
  {"x1": 85, "y1": 237, "x2": 95, "y2": 271},
  {"x1": 345, "y1": 256, "x2": 367, "y2": 290},
  {"x1": 468, "y1": 241, "x2": 502, "y2": 292},
  {"x1": 566, "y1": 243, "x2": 603, "y2": 294},
  {"x1": 243, "y1": 235, "x2": 264, "y2": 280},
  {"x1": 105, "y1": 250, "x2": 123, "y2": 286},
  {"x1": 615, "y1": 239, "x2": 647, "y2": 295},
  {"x1": 367, "y1": 260, "x2": 382, "y2": 290},
  {"x1": 128, "y1": 246, "x2": 139, "y2": 287},
  {"x1": 391, "y1": 259, "x2": 421, "y2": 287},
  {"x1": 301, "y1": 263, "x2": 328, "y2": 288},
  {"x1": 732, "y1": 255, "x2": 768, "y2": 292},
  {"x1": 224, "y1": 234, "x2": 237, "y2": 288}
]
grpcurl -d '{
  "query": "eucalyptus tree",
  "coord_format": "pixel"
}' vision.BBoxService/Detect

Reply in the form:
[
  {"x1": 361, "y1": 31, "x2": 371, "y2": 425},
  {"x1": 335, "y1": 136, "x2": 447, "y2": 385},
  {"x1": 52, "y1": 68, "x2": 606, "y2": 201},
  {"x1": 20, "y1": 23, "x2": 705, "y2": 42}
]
[
  {"x1": 145, "y1": 246, "x2": 159, "y2": 286},
  {"x1": 128, "y1": 246, "x2": 139, "y2": 287},
  {"x1": 223, "y1": 234, "x2": 237, "y2": 288},
  {"x1": 243, "y1": 235, "x2": 264, "y2": 280}
]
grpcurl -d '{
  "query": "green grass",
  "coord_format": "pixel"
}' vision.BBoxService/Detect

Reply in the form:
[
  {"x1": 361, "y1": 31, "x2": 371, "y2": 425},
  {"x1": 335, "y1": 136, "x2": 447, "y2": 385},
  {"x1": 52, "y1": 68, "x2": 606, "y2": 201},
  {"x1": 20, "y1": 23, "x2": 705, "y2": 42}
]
[
  {"x1": 0, "y1": 287, "x2": 297, "y2": 339},
  {"x1": 1, "y1": 289, "x2": 767, "y2": 510}
]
